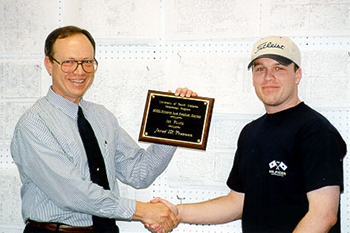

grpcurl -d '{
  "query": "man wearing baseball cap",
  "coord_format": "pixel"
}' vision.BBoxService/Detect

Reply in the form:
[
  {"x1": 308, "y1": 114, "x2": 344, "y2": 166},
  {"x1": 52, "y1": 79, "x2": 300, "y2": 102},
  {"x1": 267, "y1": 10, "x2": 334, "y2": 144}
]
[{"x1": 150, "y1": 36, "x2": 346, "y2": 233}]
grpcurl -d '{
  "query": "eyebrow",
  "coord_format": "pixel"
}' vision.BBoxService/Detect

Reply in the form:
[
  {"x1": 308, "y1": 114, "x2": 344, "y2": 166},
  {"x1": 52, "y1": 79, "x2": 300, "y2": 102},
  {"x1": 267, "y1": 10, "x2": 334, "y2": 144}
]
[
  {"x1": 253, "y1": 61, "x2": 285, "y2": 67},
  {"x1": 64, "y1": 57, "x2": 94, "y2": 61}
]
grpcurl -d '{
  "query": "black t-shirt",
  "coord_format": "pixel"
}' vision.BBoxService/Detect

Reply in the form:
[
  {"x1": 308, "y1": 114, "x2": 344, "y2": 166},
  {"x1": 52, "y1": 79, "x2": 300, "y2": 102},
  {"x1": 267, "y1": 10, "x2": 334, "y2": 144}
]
[{"x1": 227, "y1": 102, "x2": 346, "y2": 233}]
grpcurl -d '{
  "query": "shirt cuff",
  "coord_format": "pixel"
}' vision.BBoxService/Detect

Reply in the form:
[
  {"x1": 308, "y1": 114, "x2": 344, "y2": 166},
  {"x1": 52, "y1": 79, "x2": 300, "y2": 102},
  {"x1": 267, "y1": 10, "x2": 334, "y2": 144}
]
[{"x1": 117, "y1": 197, "x2": 136, "y2": 220}]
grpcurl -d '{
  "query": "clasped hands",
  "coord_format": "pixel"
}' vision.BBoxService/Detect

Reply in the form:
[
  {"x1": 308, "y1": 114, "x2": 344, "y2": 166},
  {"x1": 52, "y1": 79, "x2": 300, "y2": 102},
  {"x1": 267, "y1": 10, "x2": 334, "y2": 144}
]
[{"x1": 139, "y1": 198, "x2": 179, "y2": 233}]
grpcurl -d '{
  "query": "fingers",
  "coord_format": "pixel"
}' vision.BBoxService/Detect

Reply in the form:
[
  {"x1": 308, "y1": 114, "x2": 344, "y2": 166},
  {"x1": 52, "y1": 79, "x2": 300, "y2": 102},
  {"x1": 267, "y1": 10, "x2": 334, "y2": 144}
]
[
  {"x1": 152, "y1": 197, "x2": 178, "y2": 217},
  {"x1": 148, "y1": 198, "x2": 172, "y2": 232},
  {"x1": 142, "y1": 202, "x2": 179, "y2": 233},
  {"x1": 171, "y1": 87, "x2": 198, "y2": 98},
  {"x1": 146, "y1": 223, "x2": 162, "y2": 233},
  {"x1": 161, "y1": 203, "x2": 178, "y2": 232},
  {"x1": 150, "y1": 197, "x2": 160, "y2": 203}
]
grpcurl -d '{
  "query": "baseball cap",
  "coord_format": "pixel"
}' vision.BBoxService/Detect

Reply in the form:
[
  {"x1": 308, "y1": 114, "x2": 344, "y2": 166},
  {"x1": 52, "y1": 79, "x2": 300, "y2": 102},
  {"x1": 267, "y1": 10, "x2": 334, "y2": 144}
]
[{"x1": 247, "y1": 36, "x2": 301, "y2": 69}]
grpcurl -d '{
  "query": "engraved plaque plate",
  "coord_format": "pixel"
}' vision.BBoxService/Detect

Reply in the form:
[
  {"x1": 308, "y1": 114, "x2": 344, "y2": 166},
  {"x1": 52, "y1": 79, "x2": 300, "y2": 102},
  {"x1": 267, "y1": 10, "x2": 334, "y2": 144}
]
[{"x1": 139, "y1": 90, "x2": 214, "y2": 150}]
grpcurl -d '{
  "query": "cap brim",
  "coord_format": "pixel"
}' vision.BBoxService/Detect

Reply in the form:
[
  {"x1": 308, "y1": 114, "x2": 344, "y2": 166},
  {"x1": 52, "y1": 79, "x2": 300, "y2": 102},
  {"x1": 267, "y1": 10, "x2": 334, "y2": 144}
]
[{"x1": 247, "y1": 54, "x2": 294, "y2": 69}]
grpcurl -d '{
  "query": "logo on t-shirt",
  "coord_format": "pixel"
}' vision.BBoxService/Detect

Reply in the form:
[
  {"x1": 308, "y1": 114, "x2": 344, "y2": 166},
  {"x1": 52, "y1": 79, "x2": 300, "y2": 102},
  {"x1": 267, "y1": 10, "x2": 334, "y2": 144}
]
[{"x1": 269, "y1": 160, "x2": 288, "y2": 177}]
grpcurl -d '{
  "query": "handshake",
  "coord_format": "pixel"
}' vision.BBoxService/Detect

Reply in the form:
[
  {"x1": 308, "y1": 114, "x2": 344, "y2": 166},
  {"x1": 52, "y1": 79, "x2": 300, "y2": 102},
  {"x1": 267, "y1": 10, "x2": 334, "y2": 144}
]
[{"x1": 133, "y1": 197, "x2": 179, "y2": 233}]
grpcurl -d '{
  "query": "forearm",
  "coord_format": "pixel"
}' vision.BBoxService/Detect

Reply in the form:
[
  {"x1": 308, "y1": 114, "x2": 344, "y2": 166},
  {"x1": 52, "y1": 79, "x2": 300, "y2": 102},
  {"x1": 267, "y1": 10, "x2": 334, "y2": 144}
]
[
  {"x1": 293, "y1": 186, "x2": 340, "y2": 233},
  {"x1": 293, "y1": 212, "x2": 337, "y2": 233},
  {"x1": 178, "y1": 191, "x2": 243, "y2": 225},
  {"x1": 143, "y1": 144, "x2": 177, "y2": 181},
  {"x1": 116, "y1": 140, "x2": 176, "y2": 188}
]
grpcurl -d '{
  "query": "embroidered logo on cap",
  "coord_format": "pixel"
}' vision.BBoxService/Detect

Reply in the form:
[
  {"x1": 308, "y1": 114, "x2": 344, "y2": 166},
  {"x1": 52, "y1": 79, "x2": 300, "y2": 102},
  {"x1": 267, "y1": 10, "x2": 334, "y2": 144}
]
[{"x1": 255, "y1": 41, "x2": 285, "y2": 54}]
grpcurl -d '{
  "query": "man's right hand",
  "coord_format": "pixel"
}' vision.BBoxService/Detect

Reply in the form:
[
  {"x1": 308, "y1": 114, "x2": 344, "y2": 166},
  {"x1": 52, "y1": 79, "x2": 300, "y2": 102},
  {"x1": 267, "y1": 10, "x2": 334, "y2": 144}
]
[{"x1": 133, "y1": 201, "x2": 179, "y2": 233}]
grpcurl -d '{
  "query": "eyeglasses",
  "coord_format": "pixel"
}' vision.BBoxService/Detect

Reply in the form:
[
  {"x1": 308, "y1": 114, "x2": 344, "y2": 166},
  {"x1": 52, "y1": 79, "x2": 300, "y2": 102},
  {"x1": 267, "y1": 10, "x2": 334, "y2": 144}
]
[{"x1": 50, "y1": 57, "x2": 98, "y2": 73}]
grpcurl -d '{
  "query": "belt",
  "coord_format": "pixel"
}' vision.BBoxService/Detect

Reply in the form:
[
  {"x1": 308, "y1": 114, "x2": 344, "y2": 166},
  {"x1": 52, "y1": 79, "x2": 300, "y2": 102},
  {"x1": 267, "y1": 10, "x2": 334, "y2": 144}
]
[{"x1": 26, "y1": 220, "x2": 94, "y2": 233}]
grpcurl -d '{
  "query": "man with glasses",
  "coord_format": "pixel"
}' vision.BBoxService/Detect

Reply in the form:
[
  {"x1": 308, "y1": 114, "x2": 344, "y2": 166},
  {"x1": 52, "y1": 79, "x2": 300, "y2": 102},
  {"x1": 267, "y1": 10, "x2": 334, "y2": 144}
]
[{"x1": 11, "y1": 26, "x2": 195, "y2": 233}]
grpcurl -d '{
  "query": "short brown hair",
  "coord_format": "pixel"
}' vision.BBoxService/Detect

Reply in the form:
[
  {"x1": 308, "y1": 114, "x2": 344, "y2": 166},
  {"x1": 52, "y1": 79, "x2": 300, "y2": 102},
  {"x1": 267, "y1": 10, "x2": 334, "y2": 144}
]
[{"x1": 44, "y1": 26, "x2": 96, "y2": 58}]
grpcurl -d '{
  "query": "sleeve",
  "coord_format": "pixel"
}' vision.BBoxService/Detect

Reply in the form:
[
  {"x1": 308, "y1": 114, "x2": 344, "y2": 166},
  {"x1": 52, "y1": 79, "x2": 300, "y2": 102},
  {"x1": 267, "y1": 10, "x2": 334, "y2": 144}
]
[
  {"x1": 226, "y1": 127, "x2": 247, "y2": 193},
  {"x1": 112, "y1": 120, "x2": 177, "y2": 189},
  {"x1": 227, "y1": 150, "x2": 245, "y2": 193},
  {"x1": 89, "y1": 103, "x2": 177, "y2": 191},
  {"x1": 299, "y1": 120, "x2": 346, "y2": 193},
  {"x1": 11, "y1": 116, "x2": 129, "y2": 219}
]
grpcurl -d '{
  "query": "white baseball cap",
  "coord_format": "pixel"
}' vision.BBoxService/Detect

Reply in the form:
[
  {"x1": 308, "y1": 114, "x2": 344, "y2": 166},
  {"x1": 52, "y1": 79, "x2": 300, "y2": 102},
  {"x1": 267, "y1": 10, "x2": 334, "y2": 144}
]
[{"x1": 247, "y1": 36, "x2": 301, "y2": 69}]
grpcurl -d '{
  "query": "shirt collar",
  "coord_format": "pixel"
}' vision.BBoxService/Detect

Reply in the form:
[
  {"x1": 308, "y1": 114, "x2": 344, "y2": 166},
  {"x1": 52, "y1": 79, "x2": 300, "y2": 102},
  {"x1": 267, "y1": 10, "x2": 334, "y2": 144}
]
[{"x1": 45, "y1": 87, "x2": 81, "y2": 120}]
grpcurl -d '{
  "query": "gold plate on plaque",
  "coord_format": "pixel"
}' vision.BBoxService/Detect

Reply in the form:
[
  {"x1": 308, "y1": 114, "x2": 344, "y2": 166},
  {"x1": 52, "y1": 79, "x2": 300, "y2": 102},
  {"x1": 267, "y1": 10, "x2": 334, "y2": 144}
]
[{"x1": 139, "y1": 90, "x2": 214, "y2": 150}]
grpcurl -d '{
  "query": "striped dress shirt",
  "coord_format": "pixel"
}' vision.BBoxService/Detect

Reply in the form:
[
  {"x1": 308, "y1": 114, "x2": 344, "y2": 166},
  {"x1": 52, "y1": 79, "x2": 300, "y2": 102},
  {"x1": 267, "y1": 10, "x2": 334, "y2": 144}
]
[{"x1": 11, "y1": 88, "x2": 176, "y2": 226}]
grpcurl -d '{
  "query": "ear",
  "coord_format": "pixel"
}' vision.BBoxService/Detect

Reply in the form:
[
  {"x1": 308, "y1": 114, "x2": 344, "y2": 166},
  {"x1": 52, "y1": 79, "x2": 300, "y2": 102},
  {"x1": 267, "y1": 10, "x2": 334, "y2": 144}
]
[
  {"x1": 44, "y1": 56, "x2": 53, "y2": 76},
  {"x1": 295, "y1": 67, "x2": 302, "y2": 85}
]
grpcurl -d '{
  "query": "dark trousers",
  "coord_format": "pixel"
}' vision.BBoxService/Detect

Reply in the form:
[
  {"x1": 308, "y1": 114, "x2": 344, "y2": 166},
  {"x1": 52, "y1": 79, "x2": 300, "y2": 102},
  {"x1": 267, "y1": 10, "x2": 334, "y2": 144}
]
[
  {"x1": 24, "y1": 224, "x2": 55, "y2": 233},
  {"x1": 23, "y1": 222, "x2": 119, "y2": 233}
]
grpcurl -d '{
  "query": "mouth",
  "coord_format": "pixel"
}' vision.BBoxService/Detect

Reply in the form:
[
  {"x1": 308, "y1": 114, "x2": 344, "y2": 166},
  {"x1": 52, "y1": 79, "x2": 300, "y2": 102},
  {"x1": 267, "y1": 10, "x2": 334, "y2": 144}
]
[
  {"x1": 69, "y1": 79, "x2": 85, "y2": 84},
  {"x1": 263, "y1": 85, "x2": 279, "y2": 90},
  {"x1": 262, "y1": 86, "x2": 280, "y2": 93}
]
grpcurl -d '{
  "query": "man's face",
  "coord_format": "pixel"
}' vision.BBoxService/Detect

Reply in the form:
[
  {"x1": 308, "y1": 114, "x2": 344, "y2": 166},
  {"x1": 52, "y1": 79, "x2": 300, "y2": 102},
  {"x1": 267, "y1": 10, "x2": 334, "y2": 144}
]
[
  {"x1": 45, "y1": 33, "x2": 95, "y2": 104},
  {"x1": 252, "y1": 58, "x2": 302, "y2": 114}
]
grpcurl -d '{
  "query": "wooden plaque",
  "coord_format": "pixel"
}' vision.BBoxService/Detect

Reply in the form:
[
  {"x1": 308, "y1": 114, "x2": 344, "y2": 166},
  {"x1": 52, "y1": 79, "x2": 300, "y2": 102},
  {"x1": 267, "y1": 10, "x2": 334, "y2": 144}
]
[{"x1": 139, "y1": 90, "x2": 214, "y2": 150}]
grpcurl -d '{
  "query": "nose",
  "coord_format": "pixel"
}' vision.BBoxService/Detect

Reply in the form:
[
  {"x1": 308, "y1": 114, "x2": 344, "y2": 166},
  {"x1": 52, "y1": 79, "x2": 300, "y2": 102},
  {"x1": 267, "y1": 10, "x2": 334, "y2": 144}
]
[
  {"x1": 73, "y1": 62, "x2": 86, "y2": 75},
  {"x1": 264, "y1": 69, "x2": 276, "y2": 81}
]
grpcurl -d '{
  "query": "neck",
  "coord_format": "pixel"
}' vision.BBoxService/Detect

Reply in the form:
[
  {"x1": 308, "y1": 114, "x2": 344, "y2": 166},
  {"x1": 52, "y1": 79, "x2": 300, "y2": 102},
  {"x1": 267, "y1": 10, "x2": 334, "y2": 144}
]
[{"x1": 265, "y1": 99, "x2": 301, "y2": 114}]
